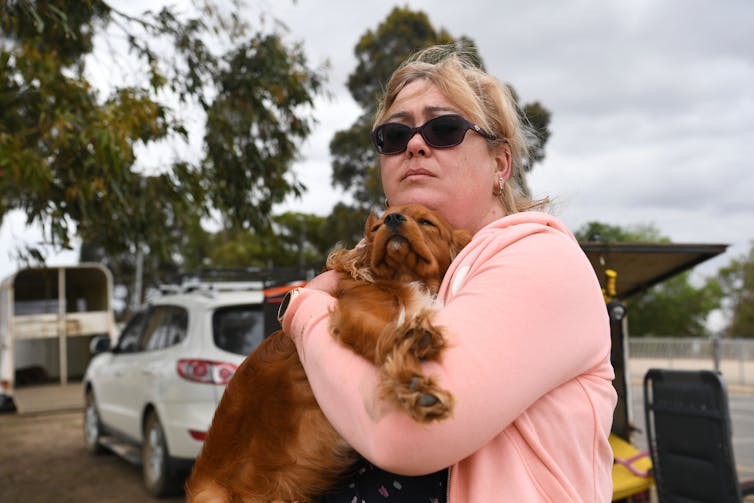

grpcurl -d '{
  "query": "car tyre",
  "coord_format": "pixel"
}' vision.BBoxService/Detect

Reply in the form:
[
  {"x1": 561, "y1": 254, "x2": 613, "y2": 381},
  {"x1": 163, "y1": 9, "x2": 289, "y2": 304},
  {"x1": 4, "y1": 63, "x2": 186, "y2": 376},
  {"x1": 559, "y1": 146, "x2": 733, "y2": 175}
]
[
  {"x1": 83, "y1": 389, "x2": 106, "y2": 454},
  {"x1": 142, "y1": 411, "x2": 182, "y2": 497}
]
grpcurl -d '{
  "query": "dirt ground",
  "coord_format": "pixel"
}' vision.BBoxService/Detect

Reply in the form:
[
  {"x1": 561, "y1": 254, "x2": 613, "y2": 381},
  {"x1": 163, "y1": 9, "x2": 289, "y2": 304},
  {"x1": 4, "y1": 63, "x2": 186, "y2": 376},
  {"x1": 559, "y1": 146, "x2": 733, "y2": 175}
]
[{"x1": 0, "y1": 409, "x2": 185, "y2": 503}]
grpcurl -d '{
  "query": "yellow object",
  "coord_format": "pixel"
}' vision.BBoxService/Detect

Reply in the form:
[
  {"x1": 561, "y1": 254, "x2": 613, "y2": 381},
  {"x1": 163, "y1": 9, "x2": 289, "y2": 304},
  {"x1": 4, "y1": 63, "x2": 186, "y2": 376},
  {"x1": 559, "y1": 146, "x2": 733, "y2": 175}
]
[
  {"x1": 603, "y1": 269, "x2": 618, "y2": 303},
  {"x1": 610, "y1": 434, "x2": 654, "y2": 501}
]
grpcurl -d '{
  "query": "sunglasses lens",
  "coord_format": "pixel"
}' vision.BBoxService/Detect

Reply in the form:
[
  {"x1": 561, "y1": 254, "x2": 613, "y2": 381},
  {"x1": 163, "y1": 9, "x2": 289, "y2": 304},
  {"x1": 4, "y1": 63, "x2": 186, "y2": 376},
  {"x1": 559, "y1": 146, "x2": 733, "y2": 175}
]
[
  {"x1": 424, "y1": 116, "x2": 467, "y2": 147},
  {"x1": 372, "y1": 115, "x2": 477, "y2": 154},
  {"x1": 374, "y1": 124, "x2": 412, "y2": 154}
]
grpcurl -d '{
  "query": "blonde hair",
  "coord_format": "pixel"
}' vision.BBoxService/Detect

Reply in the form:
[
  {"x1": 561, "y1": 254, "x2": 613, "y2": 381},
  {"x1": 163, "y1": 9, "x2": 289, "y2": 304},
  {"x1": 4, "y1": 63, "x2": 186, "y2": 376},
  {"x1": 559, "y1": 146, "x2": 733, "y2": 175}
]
[{"x1": 374, "y1": 45, "x2": 548, "y2": 213}]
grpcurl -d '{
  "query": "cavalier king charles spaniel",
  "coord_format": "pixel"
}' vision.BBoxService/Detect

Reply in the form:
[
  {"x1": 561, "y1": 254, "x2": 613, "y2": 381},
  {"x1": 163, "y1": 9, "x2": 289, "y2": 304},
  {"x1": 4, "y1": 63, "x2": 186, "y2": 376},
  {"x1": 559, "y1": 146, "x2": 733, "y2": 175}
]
[{"x1": 186, "y1": 204, "x2": 471, "y2": 503}]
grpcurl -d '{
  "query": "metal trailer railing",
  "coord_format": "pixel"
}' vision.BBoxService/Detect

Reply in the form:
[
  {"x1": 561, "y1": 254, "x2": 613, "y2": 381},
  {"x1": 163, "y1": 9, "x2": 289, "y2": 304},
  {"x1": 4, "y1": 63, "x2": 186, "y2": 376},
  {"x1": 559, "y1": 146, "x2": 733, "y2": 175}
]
[{"x1": 629, "y1": 337, "x2": 754, "y2": 387}]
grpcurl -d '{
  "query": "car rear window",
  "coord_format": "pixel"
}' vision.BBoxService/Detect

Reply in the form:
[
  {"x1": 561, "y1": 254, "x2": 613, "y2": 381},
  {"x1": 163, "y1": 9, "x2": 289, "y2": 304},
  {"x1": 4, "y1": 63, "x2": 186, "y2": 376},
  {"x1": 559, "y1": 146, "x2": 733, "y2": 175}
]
[{"x1": 212, "y1": 304, "x2": 265, "y2": 355}]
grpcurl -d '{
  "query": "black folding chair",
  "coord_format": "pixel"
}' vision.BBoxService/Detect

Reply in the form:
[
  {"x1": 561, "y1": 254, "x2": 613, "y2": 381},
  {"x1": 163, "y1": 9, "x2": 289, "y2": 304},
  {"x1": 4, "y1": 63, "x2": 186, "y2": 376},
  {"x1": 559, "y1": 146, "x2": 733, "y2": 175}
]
[{"x1": 644, "y1": 368, "x2": 754, "y2": 502}]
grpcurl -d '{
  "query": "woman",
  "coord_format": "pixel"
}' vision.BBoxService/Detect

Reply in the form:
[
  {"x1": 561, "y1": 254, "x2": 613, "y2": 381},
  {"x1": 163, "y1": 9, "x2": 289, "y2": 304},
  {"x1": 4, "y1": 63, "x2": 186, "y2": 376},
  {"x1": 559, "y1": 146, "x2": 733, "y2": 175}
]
[{"x1": 279, "y1": 46, "x2": 616, "y2": 502}]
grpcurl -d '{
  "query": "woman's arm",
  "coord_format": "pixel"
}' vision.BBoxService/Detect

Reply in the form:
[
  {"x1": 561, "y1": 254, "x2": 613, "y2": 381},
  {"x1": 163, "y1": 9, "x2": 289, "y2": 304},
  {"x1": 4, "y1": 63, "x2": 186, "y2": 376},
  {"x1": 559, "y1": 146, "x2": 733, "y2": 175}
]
[{"x1": 283, "y1": 224, "x2": 611, "y2": 475}]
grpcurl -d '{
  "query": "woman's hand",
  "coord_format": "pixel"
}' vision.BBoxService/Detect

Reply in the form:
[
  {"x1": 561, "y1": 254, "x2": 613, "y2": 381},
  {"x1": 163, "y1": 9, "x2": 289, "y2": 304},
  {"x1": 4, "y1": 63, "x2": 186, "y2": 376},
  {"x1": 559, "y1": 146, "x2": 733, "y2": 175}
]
[{"x1": 282, "y1": 270, "x2": 341, "y2": 344}]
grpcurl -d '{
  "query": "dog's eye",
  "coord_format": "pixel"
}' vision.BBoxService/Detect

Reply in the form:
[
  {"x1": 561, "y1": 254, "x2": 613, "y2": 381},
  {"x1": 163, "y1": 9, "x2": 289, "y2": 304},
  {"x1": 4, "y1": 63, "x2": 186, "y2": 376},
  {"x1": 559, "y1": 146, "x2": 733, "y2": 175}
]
[{"x1": 418, "y1": 219, "x2": 436, "y2": 227}]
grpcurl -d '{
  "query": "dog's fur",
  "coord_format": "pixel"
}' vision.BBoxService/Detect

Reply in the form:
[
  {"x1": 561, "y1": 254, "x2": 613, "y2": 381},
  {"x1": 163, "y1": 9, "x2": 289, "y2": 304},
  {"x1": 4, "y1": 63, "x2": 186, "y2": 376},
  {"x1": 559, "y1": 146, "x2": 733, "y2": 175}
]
[{"x1": 185, "y1": 204, "x2": 471, "y2": 503}]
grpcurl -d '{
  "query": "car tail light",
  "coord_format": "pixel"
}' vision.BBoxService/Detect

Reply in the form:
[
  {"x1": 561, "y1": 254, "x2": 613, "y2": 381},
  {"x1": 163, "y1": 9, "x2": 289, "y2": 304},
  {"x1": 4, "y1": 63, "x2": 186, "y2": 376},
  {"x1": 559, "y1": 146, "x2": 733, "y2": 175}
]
[
  {"x1": 188, "y1": 429, "x2": 207, "y2": 441},
  {"x1": 176, "y1": 359, "x2": 237, "y2": 384}
]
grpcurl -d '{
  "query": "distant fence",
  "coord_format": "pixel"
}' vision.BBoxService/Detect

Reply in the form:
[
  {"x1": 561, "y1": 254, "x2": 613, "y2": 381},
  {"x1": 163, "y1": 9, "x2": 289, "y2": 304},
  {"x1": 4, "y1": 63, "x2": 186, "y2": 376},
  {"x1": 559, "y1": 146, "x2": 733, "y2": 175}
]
[{"x1": 628, "y1": 337, "x2": 754, "y2": 387}]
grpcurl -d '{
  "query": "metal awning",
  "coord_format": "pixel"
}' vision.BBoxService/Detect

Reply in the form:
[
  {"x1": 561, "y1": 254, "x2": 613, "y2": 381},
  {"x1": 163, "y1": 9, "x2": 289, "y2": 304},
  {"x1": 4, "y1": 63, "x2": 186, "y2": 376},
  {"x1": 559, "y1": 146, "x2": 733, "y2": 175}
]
[{"x1": 580, "y1": 242, "x2": 728, "y2": 299}]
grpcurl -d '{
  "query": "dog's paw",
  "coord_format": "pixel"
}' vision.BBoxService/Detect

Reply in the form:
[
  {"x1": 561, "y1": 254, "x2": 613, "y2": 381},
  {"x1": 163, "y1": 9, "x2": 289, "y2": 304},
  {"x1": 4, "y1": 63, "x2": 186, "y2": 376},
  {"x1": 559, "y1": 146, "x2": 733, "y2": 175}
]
[
  {"x1": 400, "y1": 310, "x2": 446, "y2": 361},
  {"x1": 397, "y1": 374, "x2": 454, "y2": 422},
  {"x1": 374, "y1": 310, "x2": 445, "y2": 366},
  {"x1": 380, "y1": 352, "x2": 454, "y2": 422}
]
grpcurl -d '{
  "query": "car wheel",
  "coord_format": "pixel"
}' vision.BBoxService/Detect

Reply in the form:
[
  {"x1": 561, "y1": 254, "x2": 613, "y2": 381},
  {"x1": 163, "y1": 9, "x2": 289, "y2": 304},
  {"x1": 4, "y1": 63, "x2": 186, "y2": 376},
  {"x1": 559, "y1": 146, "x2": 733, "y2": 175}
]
[
  {"x1": 83, "y1": 390, "x2": 106, "y2": 454},
  {"x1": 142, "y1": 411, "x2": 182, "y2": 496}
]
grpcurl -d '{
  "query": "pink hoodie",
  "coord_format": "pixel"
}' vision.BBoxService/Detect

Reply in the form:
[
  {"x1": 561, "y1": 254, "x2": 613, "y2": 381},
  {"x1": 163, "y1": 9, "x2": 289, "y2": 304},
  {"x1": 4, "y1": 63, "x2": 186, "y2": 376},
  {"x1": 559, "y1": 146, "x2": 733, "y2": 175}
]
[{"x1": 283, "y1": 212, "x2": 617, "y2": 502}]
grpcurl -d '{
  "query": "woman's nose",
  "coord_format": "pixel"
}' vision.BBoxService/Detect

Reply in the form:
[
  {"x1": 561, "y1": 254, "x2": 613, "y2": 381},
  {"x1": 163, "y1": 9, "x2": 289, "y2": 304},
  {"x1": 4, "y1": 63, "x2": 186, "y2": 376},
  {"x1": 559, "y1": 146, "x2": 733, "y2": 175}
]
[{"x1": 405, "y1": 131, "x2": 428, "y2": 156}]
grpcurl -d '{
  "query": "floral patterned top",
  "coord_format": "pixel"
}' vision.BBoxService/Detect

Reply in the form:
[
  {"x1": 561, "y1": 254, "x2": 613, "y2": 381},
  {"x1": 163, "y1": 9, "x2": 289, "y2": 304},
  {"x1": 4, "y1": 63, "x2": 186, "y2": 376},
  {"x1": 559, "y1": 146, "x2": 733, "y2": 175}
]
[{"x1": 322, "y1": 458, "x2": 448, "y2": 503}]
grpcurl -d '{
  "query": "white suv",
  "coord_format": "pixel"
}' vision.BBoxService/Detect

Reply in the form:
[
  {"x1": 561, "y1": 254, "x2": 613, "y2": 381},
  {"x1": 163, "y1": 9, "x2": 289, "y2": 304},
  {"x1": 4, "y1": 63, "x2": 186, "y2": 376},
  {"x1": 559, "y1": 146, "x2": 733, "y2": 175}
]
[{"x1": 82, "y1": 278, "x2": 302, "y2": 496}]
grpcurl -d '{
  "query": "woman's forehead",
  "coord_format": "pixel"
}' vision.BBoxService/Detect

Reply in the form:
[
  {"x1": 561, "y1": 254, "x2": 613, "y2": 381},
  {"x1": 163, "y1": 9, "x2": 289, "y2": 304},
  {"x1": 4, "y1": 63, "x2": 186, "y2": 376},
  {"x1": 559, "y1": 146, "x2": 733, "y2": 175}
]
[{"x1": 385, "y1": 81, "x2": 460, "y2": 122}]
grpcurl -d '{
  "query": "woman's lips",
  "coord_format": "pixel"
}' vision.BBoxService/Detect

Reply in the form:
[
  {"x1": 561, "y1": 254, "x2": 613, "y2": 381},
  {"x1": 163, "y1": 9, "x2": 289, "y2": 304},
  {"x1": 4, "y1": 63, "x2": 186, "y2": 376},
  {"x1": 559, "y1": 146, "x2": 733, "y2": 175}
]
[{"x1": 401, "y1": 168, "x2": 434, "y2": 181}]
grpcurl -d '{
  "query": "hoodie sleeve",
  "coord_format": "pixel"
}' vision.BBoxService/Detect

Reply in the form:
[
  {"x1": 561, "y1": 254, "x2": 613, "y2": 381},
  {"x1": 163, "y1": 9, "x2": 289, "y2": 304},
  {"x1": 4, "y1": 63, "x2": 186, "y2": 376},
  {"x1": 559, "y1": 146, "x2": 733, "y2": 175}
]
[{"x1": 283, "y1": 216, "x2": 612, "y2": 476}]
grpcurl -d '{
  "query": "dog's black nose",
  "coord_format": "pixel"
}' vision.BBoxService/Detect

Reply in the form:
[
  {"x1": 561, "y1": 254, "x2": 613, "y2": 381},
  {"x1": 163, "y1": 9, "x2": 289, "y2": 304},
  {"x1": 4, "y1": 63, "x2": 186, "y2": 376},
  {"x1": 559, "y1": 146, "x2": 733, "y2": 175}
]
[{"x1": 384, "y1": 212, "x2": 406, "y2": 229}]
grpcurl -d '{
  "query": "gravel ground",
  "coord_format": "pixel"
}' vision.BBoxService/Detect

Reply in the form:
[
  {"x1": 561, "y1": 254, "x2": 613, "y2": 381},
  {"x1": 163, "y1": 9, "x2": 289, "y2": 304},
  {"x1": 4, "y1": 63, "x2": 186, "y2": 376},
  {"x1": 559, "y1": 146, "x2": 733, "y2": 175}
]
[{"x1": 0, "y1": 410, "x2": 185, "y2": 503}]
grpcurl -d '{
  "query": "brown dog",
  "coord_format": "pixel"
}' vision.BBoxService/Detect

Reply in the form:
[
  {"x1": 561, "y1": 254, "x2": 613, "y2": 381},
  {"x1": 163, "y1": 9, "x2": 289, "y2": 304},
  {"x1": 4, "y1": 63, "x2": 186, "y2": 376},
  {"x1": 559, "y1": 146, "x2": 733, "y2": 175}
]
[{"x1": 185, "y1": 204, "x2": 471, "y2": 503}]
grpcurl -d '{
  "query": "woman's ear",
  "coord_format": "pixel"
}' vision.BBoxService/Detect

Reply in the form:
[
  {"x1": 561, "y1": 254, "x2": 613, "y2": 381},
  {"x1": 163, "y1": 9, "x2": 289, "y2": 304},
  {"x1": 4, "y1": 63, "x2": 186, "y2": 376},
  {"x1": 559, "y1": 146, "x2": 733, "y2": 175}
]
[{"x1": 495, "y1": 143, "x2": 512, "y2": 183}]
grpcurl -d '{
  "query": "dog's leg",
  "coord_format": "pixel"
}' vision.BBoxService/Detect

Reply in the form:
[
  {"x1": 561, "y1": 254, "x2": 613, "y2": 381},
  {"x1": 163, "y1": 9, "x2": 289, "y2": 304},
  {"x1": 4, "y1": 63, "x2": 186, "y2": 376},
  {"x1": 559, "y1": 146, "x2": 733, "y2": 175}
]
[
  {"x1": 370, "y1": 292, "x2": 455, "y2": 422},
  {"x1": 400, "y1": 309, "x2": 446, "y2": 361},
  {"x1": 373, "y1": 287, "x2": 445, "y2": 363},
  {"x1": 379, "y1": 338, "x2": 454, "y2": 422},
  {"x1": 333, "y1": 282, "x2": 455, "y2": 422}
]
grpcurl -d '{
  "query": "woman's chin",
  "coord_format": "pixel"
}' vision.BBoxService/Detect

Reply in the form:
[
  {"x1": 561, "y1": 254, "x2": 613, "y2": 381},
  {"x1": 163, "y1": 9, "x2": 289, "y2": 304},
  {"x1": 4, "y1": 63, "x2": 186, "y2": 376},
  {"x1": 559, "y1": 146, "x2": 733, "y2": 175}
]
[{"x1": 389, "y1": 192, "x2": 441, "y2": 211}]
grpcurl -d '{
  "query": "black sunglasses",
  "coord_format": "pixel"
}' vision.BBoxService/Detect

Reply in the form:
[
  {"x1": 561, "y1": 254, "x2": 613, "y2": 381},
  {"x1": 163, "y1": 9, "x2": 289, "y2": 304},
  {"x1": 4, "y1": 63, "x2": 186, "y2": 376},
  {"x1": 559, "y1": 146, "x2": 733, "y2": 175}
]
[{"x1": 371, "y1": 114, "x2": 497, "y2": 155}]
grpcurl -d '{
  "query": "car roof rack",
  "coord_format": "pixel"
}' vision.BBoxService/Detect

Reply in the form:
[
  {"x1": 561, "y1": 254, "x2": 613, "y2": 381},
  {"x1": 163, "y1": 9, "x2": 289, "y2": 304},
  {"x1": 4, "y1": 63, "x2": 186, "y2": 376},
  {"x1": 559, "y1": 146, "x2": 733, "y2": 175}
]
[{"x1": 155, "y1": 265, "x2": 321, "y2": 296}]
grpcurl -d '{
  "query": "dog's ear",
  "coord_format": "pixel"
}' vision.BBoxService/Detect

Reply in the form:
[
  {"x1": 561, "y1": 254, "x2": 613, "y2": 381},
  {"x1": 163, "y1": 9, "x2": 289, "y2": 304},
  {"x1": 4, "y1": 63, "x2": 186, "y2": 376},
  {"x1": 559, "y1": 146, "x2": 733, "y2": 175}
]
[
  {"x1": 325, "y1": 211, "x2": 379, "y2": 281},
  {"x1": 327, "y1": 239, "x2": 374, "y2": 281},
  {"x1": 364, "y1": 210, "x2": 379, "y2": 237},
  {"x1": 450, "y1": 229, "x2": 472, "y2": 260}
]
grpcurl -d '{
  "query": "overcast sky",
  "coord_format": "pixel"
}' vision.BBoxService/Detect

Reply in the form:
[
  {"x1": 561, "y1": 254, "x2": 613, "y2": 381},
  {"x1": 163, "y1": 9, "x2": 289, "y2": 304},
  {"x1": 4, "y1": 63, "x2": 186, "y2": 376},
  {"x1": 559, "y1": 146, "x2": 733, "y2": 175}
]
[{"x1": 2, "y1": 0, "x2": 753, "y2": 281}]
